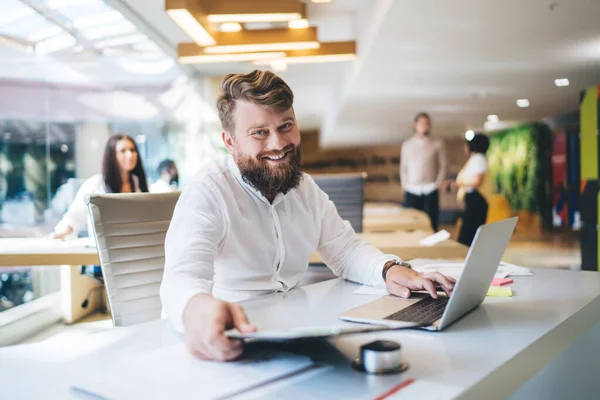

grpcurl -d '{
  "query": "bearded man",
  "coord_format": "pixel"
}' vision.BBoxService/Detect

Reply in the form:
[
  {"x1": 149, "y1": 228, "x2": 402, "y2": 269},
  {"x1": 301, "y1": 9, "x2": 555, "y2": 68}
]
[{"x1": 160, "y1": 70, "x2": 454, "y2": 361}]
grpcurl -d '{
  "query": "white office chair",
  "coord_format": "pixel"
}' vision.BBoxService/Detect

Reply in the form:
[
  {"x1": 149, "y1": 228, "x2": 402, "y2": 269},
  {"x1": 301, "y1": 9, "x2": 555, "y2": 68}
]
[{"x1": 86, "y1": 192, "x2": 180, "y2": 327}]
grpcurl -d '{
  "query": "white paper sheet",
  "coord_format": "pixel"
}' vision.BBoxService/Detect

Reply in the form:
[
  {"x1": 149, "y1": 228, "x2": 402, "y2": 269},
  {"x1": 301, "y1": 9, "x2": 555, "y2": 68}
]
[
  {"x1": 418, "y1": 230, "x2": 451, "y2": 246},
  {"x1": 410, "y1": 259, "x2": 533, "y2": 279},
  {"x1": 71, "y1": 344, "x2": 314, "y2": 400},
  {"x1": 498, "y1": 262, "x2": 533, "y2": 276}
]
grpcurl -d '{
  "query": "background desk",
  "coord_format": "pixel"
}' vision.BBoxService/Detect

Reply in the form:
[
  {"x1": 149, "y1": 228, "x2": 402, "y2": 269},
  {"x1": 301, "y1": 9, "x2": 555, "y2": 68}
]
[
  {"x1": 0, "y1": 238, "x2": 102, "y2": 323},
  {"x1": 0, "y1": 238, "x2": 100, "y2": 266},
  {"x1": 2, "y1": 268, "x2": 599, "y2": 399},
  {"x1": 363, "y1": 203, "x2": 433, "y2": 233},
  {"x1": 308, "y1": 230, "x2": 468, "y2": 263}
]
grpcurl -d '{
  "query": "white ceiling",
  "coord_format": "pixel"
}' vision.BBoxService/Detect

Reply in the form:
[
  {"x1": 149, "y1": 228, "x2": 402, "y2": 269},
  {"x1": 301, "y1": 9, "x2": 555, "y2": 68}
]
[
  {"x1": 120, "y1": 0, "x2": 600, "y2": 146},
  {"x1": 0, "y1": 44, "x2": 182, "y2": 85},
  {"x1": 1, "y1": 0, "x2": 598, "y2": 147},
  {"x1": 325, "y1": 0, "x2": 600, "y2": 146}
]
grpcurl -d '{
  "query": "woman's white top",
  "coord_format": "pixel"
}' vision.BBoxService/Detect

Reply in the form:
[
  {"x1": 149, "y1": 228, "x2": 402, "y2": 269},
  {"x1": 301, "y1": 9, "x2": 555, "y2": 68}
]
[
  {"x1": 55, "y1": 173, "x2": 141, "y2": 238},
  {"x1": 461, "y1": 154, "x2": 489, "y2": 193}
]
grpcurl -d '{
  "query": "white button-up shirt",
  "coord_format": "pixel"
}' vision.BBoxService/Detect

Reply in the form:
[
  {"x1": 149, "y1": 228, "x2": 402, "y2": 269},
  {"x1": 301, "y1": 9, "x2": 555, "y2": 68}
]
[{"x1": 160, "y1": 156, "x2": 400, "y2": 333}]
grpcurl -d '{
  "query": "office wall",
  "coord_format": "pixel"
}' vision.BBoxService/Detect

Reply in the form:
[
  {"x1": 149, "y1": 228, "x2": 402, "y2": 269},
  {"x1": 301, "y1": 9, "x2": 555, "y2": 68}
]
[{"x1": 75, "y1": 122, "x2": 110, "y2": 179}]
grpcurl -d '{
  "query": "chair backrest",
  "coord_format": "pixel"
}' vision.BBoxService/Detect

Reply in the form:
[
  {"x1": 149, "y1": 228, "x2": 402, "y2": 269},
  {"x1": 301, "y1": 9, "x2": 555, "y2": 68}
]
[
  {"x1": 86, "y1": 192, "x2": 180, "y2": 327},
  {"x1": 312, "y1": 173, "x2": 366, "y2": 232}
]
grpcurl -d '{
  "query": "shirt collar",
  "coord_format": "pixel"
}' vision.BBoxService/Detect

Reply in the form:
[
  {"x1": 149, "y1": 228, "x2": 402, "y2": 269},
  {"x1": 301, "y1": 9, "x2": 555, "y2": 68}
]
[
  {"x1": 227, "y1": 155, "x2": 285, "y2": 206},
  {"x1": 414, "y1": 134, "x2": 430, "y2": 143}
]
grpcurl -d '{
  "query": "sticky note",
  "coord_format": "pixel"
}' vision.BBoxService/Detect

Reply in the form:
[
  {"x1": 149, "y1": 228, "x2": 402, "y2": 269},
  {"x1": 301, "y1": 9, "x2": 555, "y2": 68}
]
[
  {"x1": 487, "y1": 286, "x2": 513, "y2": 297},
  {"x1": 491, "y1": 278, "x2": 513, "y2": 286}
]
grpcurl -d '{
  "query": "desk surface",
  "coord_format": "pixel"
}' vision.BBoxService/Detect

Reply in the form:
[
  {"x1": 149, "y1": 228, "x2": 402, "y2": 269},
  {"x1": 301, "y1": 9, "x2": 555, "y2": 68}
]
[
  {"x1": 363, "y1": 203, "x2": 432, "y2": 233},
  {"x1": 0, "y1": 238, "x2": 100, "y2": 266},
  {"x1": 309, "y1": 230, "x2": 468, "y2": 263},
  {"x1": 2, "y1": 232, "x2": 466, "y2": 268},
  {"x1": 2, "y1": 268, "x2": 600, "y2": 399}
]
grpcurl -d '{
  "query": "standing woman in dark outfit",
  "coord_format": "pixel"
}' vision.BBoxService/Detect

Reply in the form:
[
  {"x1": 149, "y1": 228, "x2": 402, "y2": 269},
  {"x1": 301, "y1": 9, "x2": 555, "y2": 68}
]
[{"x1": 446, "y1": 133, "x2": 492, "y2": 246}]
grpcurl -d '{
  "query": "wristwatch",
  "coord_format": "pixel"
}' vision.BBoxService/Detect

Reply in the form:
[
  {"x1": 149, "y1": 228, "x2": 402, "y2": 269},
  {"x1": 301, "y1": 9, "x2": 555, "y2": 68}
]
[{"x1": 382, "y1": 260, "x2": 412, "y2": 281}]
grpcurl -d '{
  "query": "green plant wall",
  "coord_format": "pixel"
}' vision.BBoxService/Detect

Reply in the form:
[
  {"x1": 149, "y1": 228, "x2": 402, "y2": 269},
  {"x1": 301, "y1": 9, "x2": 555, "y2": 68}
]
[{"x1": 487, "y1": 123, "x2": 552, "y2": 228}]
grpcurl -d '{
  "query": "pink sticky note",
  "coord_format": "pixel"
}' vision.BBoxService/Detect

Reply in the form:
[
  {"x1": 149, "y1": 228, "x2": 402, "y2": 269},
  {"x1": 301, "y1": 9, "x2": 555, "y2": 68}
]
[{"x1": 491, "y1": 278, "x2": 513, "y2": 286}]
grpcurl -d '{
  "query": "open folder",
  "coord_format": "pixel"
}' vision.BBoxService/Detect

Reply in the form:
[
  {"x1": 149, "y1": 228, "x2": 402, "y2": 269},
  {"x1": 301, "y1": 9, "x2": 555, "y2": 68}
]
[{"x1": 71, "y1": 344, "x2": 314, "y2": 400}]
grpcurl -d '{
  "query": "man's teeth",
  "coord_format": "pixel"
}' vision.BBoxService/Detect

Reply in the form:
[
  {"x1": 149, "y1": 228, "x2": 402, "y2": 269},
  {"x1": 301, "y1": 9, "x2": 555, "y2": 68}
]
[{"x1": 266, "y1": 154, "x2": 285, "y2": 160}]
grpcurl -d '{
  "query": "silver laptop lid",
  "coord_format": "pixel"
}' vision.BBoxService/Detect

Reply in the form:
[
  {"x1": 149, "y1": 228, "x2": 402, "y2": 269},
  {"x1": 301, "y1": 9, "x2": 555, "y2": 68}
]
[{"x1": 437, "y1": 217, "x2": 518, "y2": 330}]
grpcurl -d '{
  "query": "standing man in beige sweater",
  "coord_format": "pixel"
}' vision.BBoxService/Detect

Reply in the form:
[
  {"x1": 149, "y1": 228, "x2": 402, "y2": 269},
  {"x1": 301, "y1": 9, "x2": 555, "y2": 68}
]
[{"x1": 400, "y1": 112, "x2": 447, "y2": 231}]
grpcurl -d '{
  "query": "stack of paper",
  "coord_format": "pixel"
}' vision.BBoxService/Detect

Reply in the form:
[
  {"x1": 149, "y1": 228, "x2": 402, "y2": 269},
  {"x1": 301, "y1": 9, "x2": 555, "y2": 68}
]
[
  {"x1": 410, "y1": 260, "x2": 532, "y2": 280},
  {"x1": 71, "y1": 344, "x2": 314, "y2": 400}
]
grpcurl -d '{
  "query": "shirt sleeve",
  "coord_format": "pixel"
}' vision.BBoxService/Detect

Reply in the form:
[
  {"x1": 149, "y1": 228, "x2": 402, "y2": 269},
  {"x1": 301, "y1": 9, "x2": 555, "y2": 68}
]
[
  {"x1": 467, "y1": 154, "x2": 488, "y2": 176},
  {"x1": 54, "y1": 176, "x2": 99, "y2": 236},
  {"x1": 160, "y1": 177, "x2": 226, "y2": 333},
  {"x1": 310, "y1": 176, "x2": 400, "y2": 288},
  {"x1": 435, "y1": 139, "x2": 448, "y2": 187},
  {"x1": 400, "y1": 142, "x2": 408, "y2": 186}
]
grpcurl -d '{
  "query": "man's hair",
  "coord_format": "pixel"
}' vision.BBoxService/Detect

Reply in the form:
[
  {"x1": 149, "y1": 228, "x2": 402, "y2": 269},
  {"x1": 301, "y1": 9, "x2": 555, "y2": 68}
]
[
  {"x1": 468, "y1": 133, "x2": 490, "y2": 154},
  {"x1": 157, "y1": 159, "x2": 175, "y2": 174},
  {"x1": 217, "y1": 69, "x2": 294, "y2": 134},
  {"x1": 414, "y1": 112, "x2": 431, "y2": 123}
]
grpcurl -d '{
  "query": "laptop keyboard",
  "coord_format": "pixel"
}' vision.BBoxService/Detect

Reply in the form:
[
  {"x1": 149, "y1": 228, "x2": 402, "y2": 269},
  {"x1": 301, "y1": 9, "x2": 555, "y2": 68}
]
[{"x1": 384, "y1": 296, "x2": 449, "y2": 325}]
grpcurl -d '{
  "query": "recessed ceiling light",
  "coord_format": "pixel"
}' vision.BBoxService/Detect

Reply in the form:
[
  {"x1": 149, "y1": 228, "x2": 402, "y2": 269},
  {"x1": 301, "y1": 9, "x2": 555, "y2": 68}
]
[
  {"x1": 554, "y1": 78, "x2": 570, "y2": 87},
  {"x1": 288, "y1": 19, "x2": 309, "y2": 29},
  {"x1": 204, "y1": 41, "x2": 320, "y2": 54},
  {"x1": 179, "y1": 51, "x2": 287, "y2": 64},
  {"x1": 465, "y1": 130, "x2": 475, "y2": 141},
  {"x1": 207, "y1": 13, "x2": 302, "y2": 23},
  {"x1": 167, "y1": 9, "x2": 216, "y2": 46},
  {"x1": 220, "y1": 22, "x2": 242, "y2": 32},
  {"x1": 517, "y1": 99, "x2": 530, "y2": 108},
  {"x1": 487, "y1": 114, "x2": 499, "y2": 123}
]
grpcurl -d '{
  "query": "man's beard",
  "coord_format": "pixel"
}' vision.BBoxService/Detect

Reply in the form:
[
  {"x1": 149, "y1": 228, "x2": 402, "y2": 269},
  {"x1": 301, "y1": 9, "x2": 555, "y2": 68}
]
[{"x1": 236, "y1": 144, "x2": 303, "y2": 199}]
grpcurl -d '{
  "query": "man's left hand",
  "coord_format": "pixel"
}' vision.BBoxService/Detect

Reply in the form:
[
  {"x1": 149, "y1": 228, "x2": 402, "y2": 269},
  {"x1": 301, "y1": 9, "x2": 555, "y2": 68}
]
[{"x1": 385, "y1": 266, "x2": 456, "y2": 299}]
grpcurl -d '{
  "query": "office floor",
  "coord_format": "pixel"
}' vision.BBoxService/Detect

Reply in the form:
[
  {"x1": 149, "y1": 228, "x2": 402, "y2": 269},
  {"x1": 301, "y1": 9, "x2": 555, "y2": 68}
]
[{"x1": 18, "y1": 228, "x2": 582, "y2": 345}]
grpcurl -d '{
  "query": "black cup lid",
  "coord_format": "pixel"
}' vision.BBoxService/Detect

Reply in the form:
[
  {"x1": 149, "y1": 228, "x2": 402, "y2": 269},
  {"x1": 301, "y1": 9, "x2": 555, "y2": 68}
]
[{"x1": 360, "y1": 340, "x2": 401, "y2": 352}]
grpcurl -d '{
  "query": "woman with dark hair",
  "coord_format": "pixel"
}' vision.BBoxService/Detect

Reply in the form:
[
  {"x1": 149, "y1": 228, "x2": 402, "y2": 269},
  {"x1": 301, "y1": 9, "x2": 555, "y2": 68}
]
[
  {"x1": 52, "y1": 134, "x2": 148, "y2": 239},
  {"x1": 446, "y1": 133, "x2": 493, "y2": 246}
]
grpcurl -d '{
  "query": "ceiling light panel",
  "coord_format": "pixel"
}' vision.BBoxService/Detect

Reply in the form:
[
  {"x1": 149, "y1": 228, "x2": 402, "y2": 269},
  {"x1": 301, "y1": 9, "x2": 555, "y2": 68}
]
[
  {"x1": 179, "y1": 50, "x2": 286, "y2": 64},
  {"x1": 166, "y1": 7, "x2": 215, "y2": 46},
  {"x1": 203, "y1": 27, "x2": 319, "y2": 54}
]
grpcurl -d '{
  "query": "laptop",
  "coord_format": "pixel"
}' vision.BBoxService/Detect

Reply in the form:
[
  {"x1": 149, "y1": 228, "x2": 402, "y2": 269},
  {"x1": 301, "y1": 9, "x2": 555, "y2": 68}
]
[{"x1": 339, "y1": 217, "x2": 518, "y2": 331}]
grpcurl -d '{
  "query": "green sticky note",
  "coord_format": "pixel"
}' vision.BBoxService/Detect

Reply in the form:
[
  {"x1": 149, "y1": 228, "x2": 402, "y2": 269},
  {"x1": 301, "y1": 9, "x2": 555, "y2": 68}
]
[{"x1": 487, "y1": 286, "x2": 513, "y2": 297}]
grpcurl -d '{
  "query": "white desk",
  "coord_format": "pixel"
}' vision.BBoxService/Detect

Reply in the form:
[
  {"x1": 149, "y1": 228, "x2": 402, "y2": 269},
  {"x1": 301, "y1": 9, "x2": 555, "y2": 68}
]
[
  {"x1": 0, "y1": 238, "x2": 102, "y2": 323},
  {"x1": 309, "y1": 230, "x2": 468, "y2": 263},
  {"x1": 0, "y1": 238, "x2": 99, "y2": 267},
  {"x1": 2, "y1": 268, "x2": 600, "y2": 399}
]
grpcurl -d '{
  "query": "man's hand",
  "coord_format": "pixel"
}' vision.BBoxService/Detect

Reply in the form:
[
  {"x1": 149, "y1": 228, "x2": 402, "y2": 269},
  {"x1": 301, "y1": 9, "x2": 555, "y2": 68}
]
[
  {"x1": 385, "y1": 265, "x2": 456, "y2": 299},
  {"x1": 182, "y1": 293, "x2": 256, "y2": 361}
]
